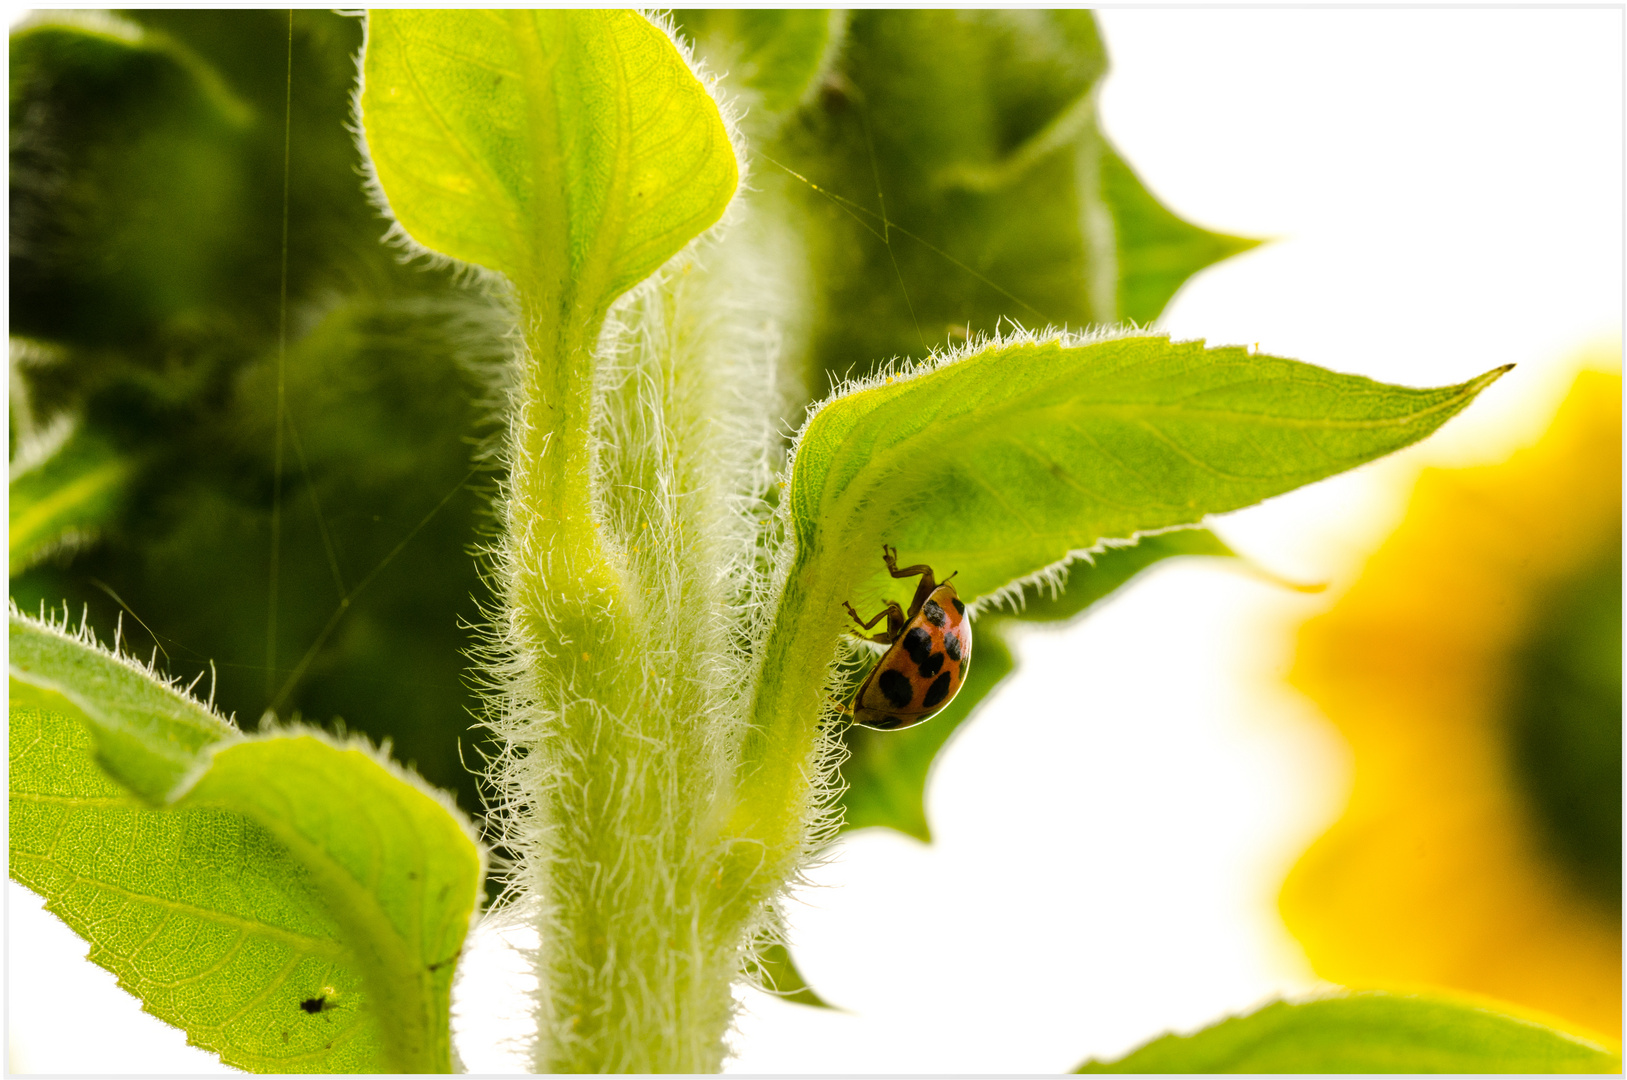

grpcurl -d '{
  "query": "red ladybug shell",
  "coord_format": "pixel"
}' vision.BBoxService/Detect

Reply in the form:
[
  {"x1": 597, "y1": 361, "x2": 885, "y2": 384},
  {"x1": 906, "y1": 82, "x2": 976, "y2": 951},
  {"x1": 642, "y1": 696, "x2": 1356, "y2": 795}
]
[{"x1": 853, "y1": 583, "x2": 972, "y2": 730}]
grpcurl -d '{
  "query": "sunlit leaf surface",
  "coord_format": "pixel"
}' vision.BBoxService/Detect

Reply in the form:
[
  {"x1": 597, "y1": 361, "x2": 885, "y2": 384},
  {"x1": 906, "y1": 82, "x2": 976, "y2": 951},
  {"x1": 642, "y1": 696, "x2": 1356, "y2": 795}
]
[
  {"x1": 363, "y1": 10, "x2": 736, "y2": 308},
  {"x1": 11, "y1": 612, "x2": 235, "y2": 801},
  {"x1": 9, "y1": 614, "x2": 481, "y2": 1072},
  {"x1": 1077, "y1": 993, "x2": 1622, "y2": 1073},
  {"x1": 792, "y1": 335, "x2": 1508, "y2": 611}
]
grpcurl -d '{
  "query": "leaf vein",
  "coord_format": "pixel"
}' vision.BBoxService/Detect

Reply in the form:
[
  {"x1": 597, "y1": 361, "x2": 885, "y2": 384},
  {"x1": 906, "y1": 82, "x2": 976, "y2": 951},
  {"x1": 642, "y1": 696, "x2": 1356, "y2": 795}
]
[{"x1": 10, "y1": 855, "x2": 343, "y2": 954}]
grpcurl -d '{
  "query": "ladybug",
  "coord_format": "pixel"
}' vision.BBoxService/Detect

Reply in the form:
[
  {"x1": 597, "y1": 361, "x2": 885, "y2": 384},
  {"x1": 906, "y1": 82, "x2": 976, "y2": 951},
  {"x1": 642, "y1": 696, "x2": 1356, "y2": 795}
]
[{"x1": 843, "y1": 545, "x2": 972, "y2": 731}]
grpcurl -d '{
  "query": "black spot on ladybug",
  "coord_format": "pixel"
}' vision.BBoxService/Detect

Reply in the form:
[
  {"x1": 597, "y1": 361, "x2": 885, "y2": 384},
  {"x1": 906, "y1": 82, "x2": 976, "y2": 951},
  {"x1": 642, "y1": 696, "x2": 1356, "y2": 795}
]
[
  {"x1": 917, "y1": 650, "x2": 944, "y2": 679},
  {"x1": 922, "y1": 600, "x2": 947, "y2": 627},
  {"x1": 902, "y1": 626, "x2": 933, "y2": 665},
  {"x1": 922, "y1": 671, "x2": 953, "y2": 709},
  {"x1": 951, "y1": 596, "x2": 966, "y2": 615},
  {"x1": 944, "y1": 631, "x2": 963, "y2": 663},
  {"x1": 300, "y1": 996, "x2": 329, "y2": 1014},
  {"x1": 878, "y1": 668, "x2": 913, "y2": 707}
]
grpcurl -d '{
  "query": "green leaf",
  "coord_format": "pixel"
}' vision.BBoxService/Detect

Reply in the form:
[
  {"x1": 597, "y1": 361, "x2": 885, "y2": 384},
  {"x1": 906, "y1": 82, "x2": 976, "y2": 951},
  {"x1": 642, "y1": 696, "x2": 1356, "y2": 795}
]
[
  {"x1": 1000, "y1": 528, "x2": 1237, "y2": 625},
  {"x1": 11, "y1": 13, "x2": 252, "y2": 127},
  {"x1": 754, "y1": 939, "x2": 834, "y2": 1010},
  {"x1": 855, "y1": 10, "x2": 1107, "y2": 191},
  {"x1": 1102, "y1": 142, "x2": 1261, "y2": 327},
  {"x1": 1076, "y1": 993, "x2": 1622, "y2": 1073},
  {"x1": 361, "y1": 10, "x2": 737, "y2": 310},
  {"x1": 9, "y1": 613, "x2": 482, "y2": 1073},
  {"x1": 838, "y1": 531, "x2": 1234, "y2": 840},
  {"x1": 793, "y1": 336, "x2": 1510, "y2": 611},
  {"x1": 10, "y1": 425, "x2": 132, "y2": 576},
  {"x1": 674, "y1": 10, "x2": 844, "y2": 125},
  {"x1": 11, "y1": 689, "x2": 376, "y2": 1073},
  {"x1": 177, "y1": 735, "x2": 480, "y2": 1073},
  {"x1": 746, "y1": 337, "x2": 1504, "y2": 855},
  {"x1": 10, "y1": 609, "x2": 235, "y2": 802}
]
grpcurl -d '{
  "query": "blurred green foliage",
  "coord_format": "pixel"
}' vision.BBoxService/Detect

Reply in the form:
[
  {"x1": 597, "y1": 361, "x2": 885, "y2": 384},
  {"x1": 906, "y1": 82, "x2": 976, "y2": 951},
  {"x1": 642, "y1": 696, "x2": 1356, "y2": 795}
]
[
  {"x1": 677, "y1": 9, "x2": 1253, "y2": 399},
  {"x1": 11, "y1": 11, "x2": 506, "y2": 830},
  {"x1": 9, "y1": 422, "x2": 131, "y2": 575}
]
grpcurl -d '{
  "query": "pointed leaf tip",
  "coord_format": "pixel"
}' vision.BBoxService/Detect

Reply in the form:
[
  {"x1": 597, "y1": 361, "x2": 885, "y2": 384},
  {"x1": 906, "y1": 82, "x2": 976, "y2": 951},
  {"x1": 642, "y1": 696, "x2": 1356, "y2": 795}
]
[{"x1": 790, "y1": 336, "x2": 1512, "y2": 616}]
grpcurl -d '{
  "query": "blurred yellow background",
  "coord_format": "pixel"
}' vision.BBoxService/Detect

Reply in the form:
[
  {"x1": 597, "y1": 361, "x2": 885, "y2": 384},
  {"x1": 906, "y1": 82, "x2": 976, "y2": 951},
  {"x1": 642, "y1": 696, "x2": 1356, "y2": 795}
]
[{"x1": 1285, "y1": 364, "x2": 1621, "y2": 1044}]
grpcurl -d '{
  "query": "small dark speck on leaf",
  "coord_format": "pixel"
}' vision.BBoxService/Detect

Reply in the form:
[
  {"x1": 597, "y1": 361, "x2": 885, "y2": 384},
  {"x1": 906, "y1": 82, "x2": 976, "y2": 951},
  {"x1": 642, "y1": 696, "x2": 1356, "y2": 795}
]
[{"x1": 300, "y1": 996, "x2": 328, "y2": 1014}]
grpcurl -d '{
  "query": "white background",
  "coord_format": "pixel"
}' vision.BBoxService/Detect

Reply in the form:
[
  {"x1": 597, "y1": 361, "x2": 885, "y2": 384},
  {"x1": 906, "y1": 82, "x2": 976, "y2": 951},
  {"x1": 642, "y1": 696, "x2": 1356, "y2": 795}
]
[{"x1": 8, "y1": 8, "x2": 1622, "y2": 1074}]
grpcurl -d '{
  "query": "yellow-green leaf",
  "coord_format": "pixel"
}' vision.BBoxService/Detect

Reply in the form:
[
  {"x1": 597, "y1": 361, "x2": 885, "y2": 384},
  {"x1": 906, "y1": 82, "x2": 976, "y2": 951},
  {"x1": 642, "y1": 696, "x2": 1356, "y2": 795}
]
[
  {"x1": 1077, "y1": 993, "x2": 1621, "y2": 1073},
  {"x1": 8, "y1": 613, "x2": 482, "y2": 1073},
  {"x1": 740, "y1": 337, "x2": 1505, "y2": 860},
  {"x1": 361, "y1": 10, "x2": 737, "y2": 312},
  {"x1": 792, "y1": 335, "x2": 1508, "y2": 613},
  {"x1": 1103, "y1": 143, "x2": 1260, "y2": 326},
  {"x1": 10, "y1": 610, "x2": 233, "y2": 802}
]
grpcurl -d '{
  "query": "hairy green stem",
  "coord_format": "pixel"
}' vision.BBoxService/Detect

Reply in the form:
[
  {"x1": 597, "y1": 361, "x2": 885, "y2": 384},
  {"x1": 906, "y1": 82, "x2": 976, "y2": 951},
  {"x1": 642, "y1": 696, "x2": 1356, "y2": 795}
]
[
  {"x1": 725, "y1": 550, "x2": 844, "y2": 901},
  {"x1": 506, "y1": 213, "x2": 805, "y2": 1069}
]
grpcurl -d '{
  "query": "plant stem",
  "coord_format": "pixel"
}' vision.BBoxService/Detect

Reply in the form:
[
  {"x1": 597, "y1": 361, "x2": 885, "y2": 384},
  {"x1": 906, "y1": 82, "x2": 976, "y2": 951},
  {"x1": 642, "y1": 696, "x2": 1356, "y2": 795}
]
[{"x1": 506, "y1": 291, "x2": 746, "y2": 1073}]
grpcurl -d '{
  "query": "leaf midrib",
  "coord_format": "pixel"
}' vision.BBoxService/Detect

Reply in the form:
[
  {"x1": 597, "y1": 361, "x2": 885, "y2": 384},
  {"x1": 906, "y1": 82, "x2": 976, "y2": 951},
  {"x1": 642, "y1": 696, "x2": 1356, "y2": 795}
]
[
  {"x1": 11, "y1": 852, "x2": 347, "y2": 954},
  {"x1": 813, "y1": 364, "x2": 1487, "y2": 524}
]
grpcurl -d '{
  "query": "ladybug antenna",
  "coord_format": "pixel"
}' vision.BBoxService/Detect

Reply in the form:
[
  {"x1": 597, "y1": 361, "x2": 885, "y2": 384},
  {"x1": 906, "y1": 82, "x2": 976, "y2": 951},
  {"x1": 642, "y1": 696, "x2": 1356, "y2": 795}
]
[{"x1": 943, "y1": 570, "x2": 959, "y2": 585}]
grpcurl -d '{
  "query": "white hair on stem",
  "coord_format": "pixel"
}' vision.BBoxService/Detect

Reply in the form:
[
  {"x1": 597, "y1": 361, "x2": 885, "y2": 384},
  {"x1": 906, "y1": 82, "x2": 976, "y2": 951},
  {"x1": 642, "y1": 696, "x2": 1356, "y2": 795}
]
[{"x1": 347, "y1": 9, "x2": 1173, "y2": 1070}]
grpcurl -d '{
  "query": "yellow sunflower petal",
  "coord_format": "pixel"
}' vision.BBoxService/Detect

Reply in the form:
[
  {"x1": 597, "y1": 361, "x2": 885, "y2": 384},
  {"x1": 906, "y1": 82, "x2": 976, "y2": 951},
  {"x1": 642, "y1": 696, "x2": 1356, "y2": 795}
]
[{"x1": 1283, "y1": 366, "x2": 1622, "y2": 1041}]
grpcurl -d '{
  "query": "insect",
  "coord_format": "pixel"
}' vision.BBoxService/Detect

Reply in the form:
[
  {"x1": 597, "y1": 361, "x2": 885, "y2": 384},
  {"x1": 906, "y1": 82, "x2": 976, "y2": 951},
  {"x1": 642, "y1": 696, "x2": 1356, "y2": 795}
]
[{"x1": 843, "y1": 545, "x2": 972, "y2": 730}]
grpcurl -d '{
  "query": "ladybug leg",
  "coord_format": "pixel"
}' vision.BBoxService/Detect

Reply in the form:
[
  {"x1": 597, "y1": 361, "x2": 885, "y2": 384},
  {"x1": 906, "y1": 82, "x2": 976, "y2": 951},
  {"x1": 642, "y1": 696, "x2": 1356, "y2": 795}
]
[
  {"x1": 844, "y1": 599, "x2": 907, "y2": 644},
  {"x1": 881, "y1": 544, "x2": 937, "y2": 615},
  {"x1": 881, "y1": 544, "x2": 937, "y2": 587}
]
